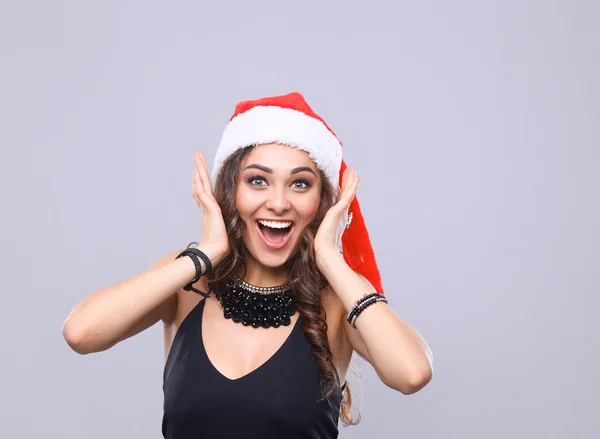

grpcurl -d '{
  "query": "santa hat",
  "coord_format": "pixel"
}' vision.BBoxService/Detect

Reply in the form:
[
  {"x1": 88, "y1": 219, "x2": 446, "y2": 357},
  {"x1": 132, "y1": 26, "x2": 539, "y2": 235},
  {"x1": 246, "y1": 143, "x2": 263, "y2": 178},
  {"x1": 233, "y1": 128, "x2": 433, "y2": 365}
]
[{"x1": 211, "y1": 92, "x2": 384, "y2": 294}]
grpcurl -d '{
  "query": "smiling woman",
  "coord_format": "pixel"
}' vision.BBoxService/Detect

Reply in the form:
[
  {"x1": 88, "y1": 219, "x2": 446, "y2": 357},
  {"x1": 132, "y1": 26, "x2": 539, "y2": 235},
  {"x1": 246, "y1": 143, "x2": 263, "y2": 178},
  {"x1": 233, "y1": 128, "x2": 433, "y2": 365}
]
[
  {"x1": 234, "y1": 144, "x2": 323, "y2": 265},
  {"x1": 62, "y1": 92, "x2": 433, "y2": 439}
]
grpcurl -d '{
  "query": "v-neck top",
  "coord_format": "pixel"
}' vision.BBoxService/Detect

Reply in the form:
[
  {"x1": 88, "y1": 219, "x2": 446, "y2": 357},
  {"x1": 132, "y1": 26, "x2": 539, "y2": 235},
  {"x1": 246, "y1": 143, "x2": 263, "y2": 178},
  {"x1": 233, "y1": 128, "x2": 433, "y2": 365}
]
[{"x1": 162, "y1": 296, "x2": 345, "y2": 439}]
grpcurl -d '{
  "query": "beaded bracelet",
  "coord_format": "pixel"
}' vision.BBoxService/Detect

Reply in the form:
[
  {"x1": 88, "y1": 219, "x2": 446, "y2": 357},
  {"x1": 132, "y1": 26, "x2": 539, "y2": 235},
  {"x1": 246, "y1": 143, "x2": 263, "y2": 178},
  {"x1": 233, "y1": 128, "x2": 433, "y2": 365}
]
[
  {"x1": 348, "y1": 294, "x2": 386, "y2": 324},
  {"x1": 347, "y1": 293, "x2": 388, "y2": 328},
  {"x1": 347, "y1": 293, "x2": 380, "y2": 322},
  {"x1": 349, "y1": 296, "x2": 388, "y2": 328}
]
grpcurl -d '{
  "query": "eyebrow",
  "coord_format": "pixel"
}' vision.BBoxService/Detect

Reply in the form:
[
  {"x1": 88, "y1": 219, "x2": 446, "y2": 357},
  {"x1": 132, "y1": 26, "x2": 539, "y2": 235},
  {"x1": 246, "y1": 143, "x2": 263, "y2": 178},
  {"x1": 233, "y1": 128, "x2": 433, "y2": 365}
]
[{"x1": 243, "y1": 164, "x2": 316, "y2": 176}]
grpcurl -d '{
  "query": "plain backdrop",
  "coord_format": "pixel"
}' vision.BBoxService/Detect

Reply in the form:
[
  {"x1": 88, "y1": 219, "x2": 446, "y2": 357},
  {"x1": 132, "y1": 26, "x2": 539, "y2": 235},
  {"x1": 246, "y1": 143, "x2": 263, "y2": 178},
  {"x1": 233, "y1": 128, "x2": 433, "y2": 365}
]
[{"x1": 1, "y1": 1, "x2": 598, "y2": 438}]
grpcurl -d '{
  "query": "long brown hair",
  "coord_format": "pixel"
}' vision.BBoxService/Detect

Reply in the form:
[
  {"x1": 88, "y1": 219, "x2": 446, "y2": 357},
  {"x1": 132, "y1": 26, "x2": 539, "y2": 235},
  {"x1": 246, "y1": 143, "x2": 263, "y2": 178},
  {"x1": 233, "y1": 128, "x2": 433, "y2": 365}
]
[{"x1": 205, "y1": 145, "x2": 359, "y2": 426}]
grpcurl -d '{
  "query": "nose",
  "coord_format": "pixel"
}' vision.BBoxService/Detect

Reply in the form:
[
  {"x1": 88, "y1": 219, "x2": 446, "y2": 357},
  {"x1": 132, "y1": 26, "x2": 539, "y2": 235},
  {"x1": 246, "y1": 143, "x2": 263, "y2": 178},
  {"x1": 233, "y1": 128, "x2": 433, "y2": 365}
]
[{"x1": 265, "y1": 186, "x2": 291, "y2": 214}]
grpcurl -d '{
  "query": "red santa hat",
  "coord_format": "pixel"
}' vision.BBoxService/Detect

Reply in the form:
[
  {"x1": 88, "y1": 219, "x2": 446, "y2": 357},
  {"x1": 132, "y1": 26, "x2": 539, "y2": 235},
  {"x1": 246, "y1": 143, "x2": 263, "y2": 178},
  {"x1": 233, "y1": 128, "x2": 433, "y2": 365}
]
[{"x1": 211, "y1": 92, "x2": 384, "y2": 294}]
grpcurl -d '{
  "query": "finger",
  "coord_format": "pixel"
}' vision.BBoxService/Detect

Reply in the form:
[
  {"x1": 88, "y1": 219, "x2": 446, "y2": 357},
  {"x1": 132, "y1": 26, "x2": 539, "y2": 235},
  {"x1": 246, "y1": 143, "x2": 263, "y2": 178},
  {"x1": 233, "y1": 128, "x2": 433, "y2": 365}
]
[
  {"x1": 198, "y1": 155, "x2": 219, "y2": 208},
  {"x1": 340, "y1": 168, "x2": 355, "y2": 198},
  {"x1": 348, "y1": 171, "x2": 360, "y2": 196},
  {"x1": 195, "y1": 152, "x2": 215, "y2": 201},
  {"x1": 193, "y1": 153, "x2": 213, "y2": 206},
  {"x1": 341, "y1": 172, "x2": 360, "y2": 206},
  {"x1": 197, "y1": 151, "x2": 215, "y2": 198},
  {"x1": 344, "y1": 168, "x2": 357, "y2": 193},
  {"x1": 192, "y1": 164, "x2": 197, "y2": 199},
  {"x1": 340, "y1": 168, "x2": 351, "y2": 191},
  {"x1": 193, "y1": 166, "x2": 204, "y2": 204},
  {"x1": 336, "y1": 168, "x2": 352, "y2": 203},
  {"x1": 192, "y1": 154, "x2": 199, "y2": 198},
  {"x1": 194, "y1": 152, "x2": 221, "y2": 213},
  {"x1": 350, "y1": 174, "x2": 360, "y2": 200},
  {"x1": 194, "y1": 168, "x2": 219, "y2": 215},
  {"x1": 194, "y1": 152, "x2": 205, "y2": 189},
  {"x1": 193, "y1": 153, "x2": 205, "y2": 197}
]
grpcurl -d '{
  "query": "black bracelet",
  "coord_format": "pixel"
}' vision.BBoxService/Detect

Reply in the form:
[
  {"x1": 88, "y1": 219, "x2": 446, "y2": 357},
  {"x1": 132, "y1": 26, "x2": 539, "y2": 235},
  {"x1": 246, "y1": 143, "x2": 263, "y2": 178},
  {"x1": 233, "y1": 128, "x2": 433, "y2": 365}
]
[
  {"x1": 176, "y1": 250, "x2": 202, "y2": 282},
  {"x1": 347, "y1": 293, "x2": 380, "y2": 322},
  {"x1": 176, "y1": 248, "x2": 213, "y2": 277},
  {"x1": 185, "y1": 248, "x2": 213, "y2": 277},
  {"x1": 175, "y1": 248, "x2": 212, "y2": 283},
  {"x1": 347, "y1": 294, "x2": 379, "y2": 323},
  {"x1": 349, "y1": 296, "x2": 387, "y2": 328},
  {"x1": 175, "y1": 248, "x2": 212, "y2": 298},
  {"x1": 347, "y1": 294, "x2": 388, "y2": 328}
]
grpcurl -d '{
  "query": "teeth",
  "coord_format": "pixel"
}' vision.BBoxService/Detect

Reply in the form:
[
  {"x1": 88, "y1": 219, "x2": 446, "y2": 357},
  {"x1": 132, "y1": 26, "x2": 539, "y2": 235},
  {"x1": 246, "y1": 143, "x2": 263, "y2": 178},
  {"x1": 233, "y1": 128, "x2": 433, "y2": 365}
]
[{"x1": 258, "y1": 220, "x2": 292, "y2": 229}]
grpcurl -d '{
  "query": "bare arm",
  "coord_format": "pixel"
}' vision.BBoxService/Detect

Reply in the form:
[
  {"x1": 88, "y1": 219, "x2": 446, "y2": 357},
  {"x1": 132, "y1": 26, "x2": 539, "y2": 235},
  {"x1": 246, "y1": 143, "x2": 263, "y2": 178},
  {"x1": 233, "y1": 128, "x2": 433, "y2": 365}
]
[
  {"x1": 317, "y1": 250, "x2": 433, "y2": 395},
  {"x1": 63, "y1": 150, "x2": 229, "y2": 355},
  {"x1": 62, "y1": 248, "x2": 209, "y2": 355}
]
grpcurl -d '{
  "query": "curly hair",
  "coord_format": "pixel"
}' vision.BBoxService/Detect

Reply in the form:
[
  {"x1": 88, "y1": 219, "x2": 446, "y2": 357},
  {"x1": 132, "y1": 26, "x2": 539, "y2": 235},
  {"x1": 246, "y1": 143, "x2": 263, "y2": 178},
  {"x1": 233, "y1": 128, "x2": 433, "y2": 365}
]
[{"x1": 203, "y1": 144, "x2": 359, "y2": 426}]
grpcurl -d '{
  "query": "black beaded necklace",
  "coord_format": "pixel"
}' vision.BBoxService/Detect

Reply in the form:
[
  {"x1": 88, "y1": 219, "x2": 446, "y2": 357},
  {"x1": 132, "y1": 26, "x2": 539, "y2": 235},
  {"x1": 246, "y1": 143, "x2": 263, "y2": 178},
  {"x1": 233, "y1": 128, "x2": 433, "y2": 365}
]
[{"x1": 215, "y1": 276, "x2": 298, "y2": 328}]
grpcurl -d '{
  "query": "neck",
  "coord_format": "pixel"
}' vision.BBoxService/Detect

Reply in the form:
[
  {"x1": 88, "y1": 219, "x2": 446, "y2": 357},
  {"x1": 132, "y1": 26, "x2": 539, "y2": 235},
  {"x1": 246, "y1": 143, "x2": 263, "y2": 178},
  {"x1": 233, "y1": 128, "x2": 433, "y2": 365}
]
[{"x1": 239, "y1": 249, "x2": 290, "y2": 287}]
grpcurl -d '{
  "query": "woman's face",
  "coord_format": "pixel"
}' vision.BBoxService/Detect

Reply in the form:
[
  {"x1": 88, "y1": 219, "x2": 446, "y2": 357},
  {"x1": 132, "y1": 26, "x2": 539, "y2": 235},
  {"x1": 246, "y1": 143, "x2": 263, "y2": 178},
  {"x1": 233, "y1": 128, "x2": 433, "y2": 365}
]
[{"x1": 236, "y1": 143, "x2": 322, "y2": 268}]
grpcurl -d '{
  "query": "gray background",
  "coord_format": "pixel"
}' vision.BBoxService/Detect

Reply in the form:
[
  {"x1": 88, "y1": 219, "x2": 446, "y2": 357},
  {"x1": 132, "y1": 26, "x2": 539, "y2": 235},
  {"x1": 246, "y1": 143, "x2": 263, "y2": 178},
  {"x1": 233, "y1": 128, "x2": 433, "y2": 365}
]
[{"x1": 1, "y1": 1, "x2": 598, "y2": 438}]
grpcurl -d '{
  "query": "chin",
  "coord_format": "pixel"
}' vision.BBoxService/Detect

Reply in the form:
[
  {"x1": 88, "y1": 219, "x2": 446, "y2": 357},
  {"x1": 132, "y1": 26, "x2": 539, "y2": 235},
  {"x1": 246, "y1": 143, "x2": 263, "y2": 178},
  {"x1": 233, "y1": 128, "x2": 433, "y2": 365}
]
[
  {"x1": 242, "y1": 238, "x2": 296, "y2": 268},
  {"x1": 255, "y1": 253, "x2": 293, "y2": 268}
]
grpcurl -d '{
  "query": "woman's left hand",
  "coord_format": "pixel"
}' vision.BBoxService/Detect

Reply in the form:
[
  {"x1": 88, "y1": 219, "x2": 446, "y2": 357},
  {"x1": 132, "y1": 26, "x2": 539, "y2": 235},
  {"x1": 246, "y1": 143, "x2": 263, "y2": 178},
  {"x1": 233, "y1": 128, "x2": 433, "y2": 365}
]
[{"x1": 314, "y1": 167, "x2": 360, "y2": 255}]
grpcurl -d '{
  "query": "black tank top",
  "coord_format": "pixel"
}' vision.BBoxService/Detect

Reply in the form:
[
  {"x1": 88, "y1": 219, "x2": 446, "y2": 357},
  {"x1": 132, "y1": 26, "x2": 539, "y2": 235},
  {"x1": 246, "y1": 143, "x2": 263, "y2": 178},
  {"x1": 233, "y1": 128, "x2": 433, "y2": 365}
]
[{"x1": 162, "y1": 296, "x2": 345, "y2": 438}]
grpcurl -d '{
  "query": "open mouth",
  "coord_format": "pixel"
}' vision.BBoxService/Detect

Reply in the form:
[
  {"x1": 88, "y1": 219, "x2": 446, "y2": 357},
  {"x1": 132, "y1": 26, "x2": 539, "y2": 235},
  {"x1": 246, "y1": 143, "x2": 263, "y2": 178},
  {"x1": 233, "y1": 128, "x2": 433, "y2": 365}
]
[{"x1": 255, "y1": 219, "x2": 294, "y2": 249}]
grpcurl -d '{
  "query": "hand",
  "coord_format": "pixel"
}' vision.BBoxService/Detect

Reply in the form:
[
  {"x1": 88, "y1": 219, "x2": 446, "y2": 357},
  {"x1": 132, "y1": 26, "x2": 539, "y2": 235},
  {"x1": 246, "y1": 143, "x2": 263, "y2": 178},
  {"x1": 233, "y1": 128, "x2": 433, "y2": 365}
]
[
  {"x1": 314, "y1": 166, "x2": 360, "y2": 255},
  {"x1": 192, "y1": 150, "x2": 230, "y2": 267}
]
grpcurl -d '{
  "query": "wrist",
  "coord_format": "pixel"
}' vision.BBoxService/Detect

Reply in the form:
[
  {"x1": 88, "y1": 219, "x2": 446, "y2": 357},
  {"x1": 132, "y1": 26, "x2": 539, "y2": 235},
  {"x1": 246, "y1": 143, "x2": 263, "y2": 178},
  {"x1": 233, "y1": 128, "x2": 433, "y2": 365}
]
[
  {"x1": 315, "y1": 247, "x2": 343, "y2": 270},
  {"x1": 197, "y1": 243, "x2": 228, "y2": 268}
]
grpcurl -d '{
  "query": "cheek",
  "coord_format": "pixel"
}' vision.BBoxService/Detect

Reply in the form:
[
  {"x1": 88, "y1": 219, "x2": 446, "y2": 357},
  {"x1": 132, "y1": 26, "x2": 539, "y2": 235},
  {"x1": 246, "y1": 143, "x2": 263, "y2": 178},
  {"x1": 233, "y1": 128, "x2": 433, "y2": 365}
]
[
  {"x1": 296, "y1": 195, "x2": 321, "y2": 222},
  {"x1": 235, "y1": 186, "x2": 261, "y2": 219},
  {"x1": 235, "y1": 187, "x2": 250, "y2": 218}
]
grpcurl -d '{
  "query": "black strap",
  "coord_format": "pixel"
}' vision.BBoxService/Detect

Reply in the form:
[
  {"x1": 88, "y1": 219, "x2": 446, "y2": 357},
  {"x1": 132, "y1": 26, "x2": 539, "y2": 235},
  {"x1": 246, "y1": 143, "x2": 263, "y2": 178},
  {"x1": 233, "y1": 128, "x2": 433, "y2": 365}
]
[{"x1": 184, "y1": 284, "x2": 210, "y2": 298}]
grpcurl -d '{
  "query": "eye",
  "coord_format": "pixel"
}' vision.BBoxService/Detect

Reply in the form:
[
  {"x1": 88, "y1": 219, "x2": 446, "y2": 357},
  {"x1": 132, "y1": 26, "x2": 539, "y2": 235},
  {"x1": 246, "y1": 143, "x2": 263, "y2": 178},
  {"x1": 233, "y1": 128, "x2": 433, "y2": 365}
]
[
  {"x1": 246, "y1": 175, "x2": 267, "y2": 186},
  {"x1": 292, "y1": 179, "x2": 311, "y2": 190}
]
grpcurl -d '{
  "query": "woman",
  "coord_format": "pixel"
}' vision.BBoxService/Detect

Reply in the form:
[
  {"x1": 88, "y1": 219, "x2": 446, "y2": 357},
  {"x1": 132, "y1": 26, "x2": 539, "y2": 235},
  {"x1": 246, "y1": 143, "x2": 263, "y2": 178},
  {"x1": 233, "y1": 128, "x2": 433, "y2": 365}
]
[{"x1": 62, "y1": 92, "x2": 433, "y2": 438}]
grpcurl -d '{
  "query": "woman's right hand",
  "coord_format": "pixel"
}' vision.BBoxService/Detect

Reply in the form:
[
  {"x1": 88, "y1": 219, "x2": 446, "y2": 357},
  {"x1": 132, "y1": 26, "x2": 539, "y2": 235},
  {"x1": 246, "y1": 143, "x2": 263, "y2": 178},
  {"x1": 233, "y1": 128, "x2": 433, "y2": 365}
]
[{"x1": 192, "y1": 150, "x2": 230, "y2": 268}]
